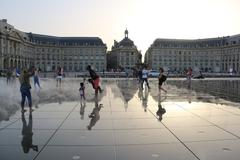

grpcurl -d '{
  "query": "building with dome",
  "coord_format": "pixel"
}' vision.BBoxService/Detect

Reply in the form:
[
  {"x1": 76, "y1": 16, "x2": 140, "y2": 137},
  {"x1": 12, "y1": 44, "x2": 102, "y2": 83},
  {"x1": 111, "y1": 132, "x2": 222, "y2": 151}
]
[
  {"x1": 0, "y1": 19, "x2": 107, "y2": 72},
  {"x1": 107, "y1": 29, "x2": 142, "y2": 70}
]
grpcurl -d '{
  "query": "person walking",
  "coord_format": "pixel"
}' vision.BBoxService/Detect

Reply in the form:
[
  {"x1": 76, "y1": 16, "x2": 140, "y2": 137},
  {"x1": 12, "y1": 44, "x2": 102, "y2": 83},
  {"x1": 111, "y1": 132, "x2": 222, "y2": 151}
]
[
  {"x1": 19, "y1": 67, "x2": 34, "y2": 113},
  {"x1": 138, "y1": 67, "x2": 143, "y2": 84},
  {"x1": 186, "y1": 67, "x2": 192, "y2": 88},
  {"x1": 33, "y1": 68, "x2": 41, "y2": 89},
  {"x1": 56, "y1": 66, "x2": 63, "y2": 87},
  {"x1": 6, "y1": 68, "x2": 12, "y2": 85},
  {"x1": 141, "y1": 65, "x2": 150, "y2": 89},
  {"x1": 158, "y1": 67, "x2": 167, "y2": 93}
]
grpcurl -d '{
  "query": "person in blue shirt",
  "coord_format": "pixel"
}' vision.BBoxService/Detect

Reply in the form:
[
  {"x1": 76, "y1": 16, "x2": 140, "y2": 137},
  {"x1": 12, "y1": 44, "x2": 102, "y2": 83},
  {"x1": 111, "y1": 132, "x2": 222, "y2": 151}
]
[{"x1": 19, "y1": 67, "x2": 34, "y2": 113}]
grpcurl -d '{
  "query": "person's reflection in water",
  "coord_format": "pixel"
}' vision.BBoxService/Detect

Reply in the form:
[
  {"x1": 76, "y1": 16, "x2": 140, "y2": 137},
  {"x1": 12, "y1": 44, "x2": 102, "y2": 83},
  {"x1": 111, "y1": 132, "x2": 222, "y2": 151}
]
[
  {"x1": 138, "y1": 86, "x2": 149, "y2": 112},
  {"x1": 142, "y1": 88, "x2": 149, "y2": 112},
  {"x1": 57, "y1": 87, "x2": 63, "y2": 104},
  {"x1": 21, "y1": 112, "x2": 38, "y2": 153},
  {"x1": 35, "y1": 91, "x2": 40, "y2": 109},
  {"x1": 80, "y1": 100, "x2": 86, "y2": 120},
  {"x1": 156, "y1": 92, "x2": 166, "y2": 121},
  {"x1": 87, "y1": 95, "x2": 103, "y2": 130},
  {"x1": 187, "y1": 87, "x2": 193, "y2": 104}
]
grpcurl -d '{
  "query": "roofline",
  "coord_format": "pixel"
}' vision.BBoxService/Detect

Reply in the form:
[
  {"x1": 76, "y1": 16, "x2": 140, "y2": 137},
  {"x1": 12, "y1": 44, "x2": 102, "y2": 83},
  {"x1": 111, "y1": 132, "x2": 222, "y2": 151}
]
[{"x1": 154, "y1": 34, "x2": 240, "y2": 42}]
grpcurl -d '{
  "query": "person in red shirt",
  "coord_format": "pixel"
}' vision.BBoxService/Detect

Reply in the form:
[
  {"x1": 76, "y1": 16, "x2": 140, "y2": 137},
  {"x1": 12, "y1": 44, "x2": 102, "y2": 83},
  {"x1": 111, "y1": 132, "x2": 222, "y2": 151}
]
[{"x1": 86, "y1": 65, "x2": 103, "y2": 95}]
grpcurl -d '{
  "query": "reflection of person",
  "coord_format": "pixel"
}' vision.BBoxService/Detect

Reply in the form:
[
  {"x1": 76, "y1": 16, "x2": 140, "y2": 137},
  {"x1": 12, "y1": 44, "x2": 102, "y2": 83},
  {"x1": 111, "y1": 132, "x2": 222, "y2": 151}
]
[
  {"x1": 187, "y1": 88, "x2": 192, "y2": 104},
  {"x1": 80, "y1": 101, "x2": 86, "y2": 120},
  {"x1": 19, "y1": 67, "x2": 34, "y2": 113},
  {"x1": 21, "y1": 112, "x2": 38, "y2": 153},
  {"x1": 137, "y1": 85, "x2": 149, "y2": 112},
  {"x1": 87, "y1": 96, "x2": 103, "y2": 130},
  {"x1": 57, "y1": 87, "x2": 63, "y2": 104},
  {"x1": 86, "y1": 65, "x2": 103, "y2": 95},
  {"x1": 156, "y1": 92, "x2": 166, "y2": 121}
]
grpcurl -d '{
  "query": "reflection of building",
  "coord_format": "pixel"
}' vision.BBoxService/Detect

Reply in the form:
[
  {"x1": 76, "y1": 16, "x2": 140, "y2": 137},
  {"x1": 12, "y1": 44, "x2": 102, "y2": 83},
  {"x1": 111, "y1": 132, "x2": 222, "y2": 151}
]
[
  {"x1": 107, "y1": 29, "x2": 142, "y2": 70},
  {"x1": 0, "y1": 19, "x2": 107, "y2": 72},
  {"x1": 145, "y1": 35, "x2": 240, "y2": 73},
  {"x1": 116, "y1": 80, "x2": 138, "y2": 103},
  {"x1": 167, "y1": 80, "x2": 240, "y2": 103},
  {"x1": 110, "y1": 80, "x2": 138, "y2": 110}
]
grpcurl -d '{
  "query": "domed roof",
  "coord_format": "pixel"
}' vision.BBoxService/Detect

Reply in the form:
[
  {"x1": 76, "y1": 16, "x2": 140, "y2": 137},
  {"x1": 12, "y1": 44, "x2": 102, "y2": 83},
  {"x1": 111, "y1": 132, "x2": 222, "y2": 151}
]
[
  {"x1": 119, "y1": 29, "x2": 134, "y2": 47},
  {"x1": 112, "y1": 29, "x2": 136, "y2": 49},
  {"x1": 119, "y1": 37, "x2": 134, "y2": 47}
]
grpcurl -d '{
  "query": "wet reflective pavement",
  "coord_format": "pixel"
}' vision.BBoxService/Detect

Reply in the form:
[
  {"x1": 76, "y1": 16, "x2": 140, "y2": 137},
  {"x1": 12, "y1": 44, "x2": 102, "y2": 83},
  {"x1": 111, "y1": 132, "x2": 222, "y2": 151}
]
[{"x1": 0, "y1": 78, "x2": 240, "y2": 160}]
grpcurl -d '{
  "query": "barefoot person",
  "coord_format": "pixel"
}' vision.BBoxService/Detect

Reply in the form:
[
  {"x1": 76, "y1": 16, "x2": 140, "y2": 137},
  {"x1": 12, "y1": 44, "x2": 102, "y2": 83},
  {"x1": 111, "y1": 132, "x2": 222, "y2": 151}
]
[{"x1": 19, "y1": 67, "x2": 34, "y2": 113}]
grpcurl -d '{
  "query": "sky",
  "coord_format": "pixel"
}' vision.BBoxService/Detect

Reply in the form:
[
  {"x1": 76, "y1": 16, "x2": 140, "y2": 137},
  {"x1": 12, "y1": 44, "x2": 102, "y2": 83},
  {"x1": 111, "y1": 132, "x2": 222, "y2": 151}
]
[{"x1": 1, "y1": 0, "x2": 240, "y2": 55}]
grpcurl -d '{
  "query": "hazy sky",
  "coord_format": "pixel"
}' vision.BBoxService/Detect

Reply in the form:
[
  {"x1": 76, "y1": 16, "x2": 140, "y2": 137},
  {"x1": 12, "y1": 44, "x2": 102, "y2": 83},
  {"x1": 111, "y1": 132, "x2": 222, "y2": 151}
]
[{"x1": 1, "y1": 0, "x2": 240, "y2": 54}]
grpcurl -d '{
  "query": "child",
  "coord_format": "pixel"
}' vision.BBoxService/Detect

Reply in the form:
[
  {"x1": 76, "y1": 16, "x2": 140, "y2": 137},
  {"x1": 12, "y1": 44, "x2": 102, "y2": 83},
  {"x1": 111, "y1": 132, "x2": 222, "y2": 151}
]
[{"x1": 79, "y1": 82, "x2": 85, "y2": 100}]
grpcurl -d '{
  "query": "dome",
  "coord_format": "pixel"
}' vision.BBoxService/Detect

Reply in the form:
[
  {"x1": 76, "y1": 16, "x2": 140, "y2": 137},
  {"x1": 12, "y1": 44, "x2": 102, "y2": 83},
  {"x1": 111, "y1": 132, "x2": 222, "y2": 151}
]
[{"x1": 119, "y1": 37, "x2": 134, "y2": 47}]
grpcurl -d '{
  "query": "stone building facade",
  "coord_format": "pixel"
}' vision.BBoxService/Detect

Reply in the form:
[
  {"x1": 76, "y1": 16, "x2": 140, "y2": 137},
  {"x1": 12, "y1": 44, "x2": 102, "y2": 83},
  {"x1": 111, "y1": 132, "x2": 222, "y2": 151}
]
[
  {"x1": 0, "y1": 19, "x2": 107, "y2": 72},
  {"x1": 0, "y1": 19, "x2": 35, "y2": 71},
  {"x1": 145, "y1": 35, "x2": 240, "y2": 73},
  {"x1": 107, "y1": 29, "x2": 142, "y2": 70}
]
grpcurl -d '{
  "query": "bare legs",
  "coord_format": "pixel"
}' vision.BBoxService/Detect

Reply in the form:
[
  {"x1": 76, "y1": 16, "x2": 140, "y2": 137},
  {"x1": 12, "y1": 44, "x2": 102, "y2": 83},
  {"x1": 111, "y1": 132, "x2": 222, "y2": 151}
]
[{"x1": 159, "y1": 85, "x2": 167, "y2": 93}]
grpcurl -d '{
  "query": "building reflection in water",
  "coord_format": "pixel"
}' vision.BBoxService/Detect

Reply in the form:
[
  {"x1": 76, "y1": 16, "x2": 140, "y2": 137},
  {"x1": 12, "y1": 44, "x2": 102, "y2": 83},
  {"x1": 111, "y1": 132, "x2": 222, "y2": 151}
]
[
  {"x1": 156, "y1": 92, "x2": 167, "y2": 121},
  {"x1": 87, "y1": 95, "x2": 103, "y2": 130},
  {"x1": 168, "y1": 80, "x2": 240, "y2": 103},
  {"x1": 115, "y1": 80, "x2": 138, "y2": 111},
  {"x1": 21, "y1": 112, "x2": 38, "y2": 153}
]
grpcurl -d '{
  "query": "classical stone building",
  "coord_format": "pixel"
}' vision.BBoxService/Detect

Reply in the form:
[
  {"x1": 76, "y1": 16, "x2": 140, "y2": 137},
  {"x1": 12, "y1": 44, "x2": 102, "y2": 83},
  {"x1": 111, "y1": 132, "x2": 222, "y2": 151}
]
[
  {"x1": 145, "y1": 35, "x2": 240, "y2": 73},
  {"x1": 107, "y1": 29, "x2": 142, "y2": 70},
  {"x1": 0, "y1": 19, "x2": 35, "y2": 70},
  {"x1": 0, "y1": 19, "x2": 107, "y2": 72}
]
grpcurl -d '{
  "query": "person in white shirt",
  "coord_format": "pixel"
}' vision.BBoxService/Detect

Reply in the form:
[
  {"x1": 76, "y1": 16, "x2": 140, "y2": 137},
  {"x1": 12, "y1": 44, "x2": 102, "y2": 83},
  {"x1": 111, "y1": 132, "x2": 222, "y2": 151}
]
[{"x1": 141, "y1": 66, "x2": 150, "y2": 89}]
